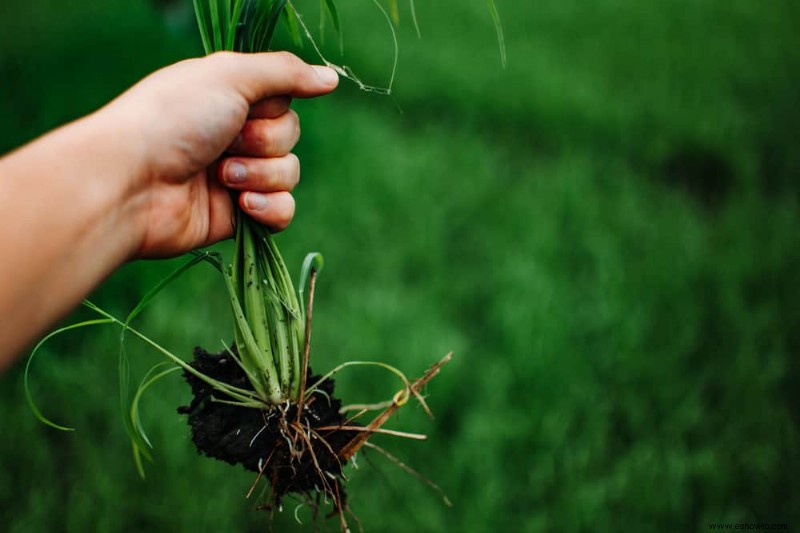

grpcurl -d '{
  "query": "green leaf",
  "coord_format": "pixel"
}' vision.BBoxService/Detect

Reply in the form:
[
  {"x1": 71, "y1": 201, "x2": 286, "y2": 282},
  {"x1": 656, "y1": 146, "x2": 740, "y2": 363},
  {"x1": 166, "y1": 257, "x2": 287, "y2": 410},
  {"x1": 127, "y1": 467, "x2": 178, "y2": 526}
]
[
  {"x1": 131, "y1": 363, "x2": 180, "y2": 451},
  {"x1": 84, "y1": 301, "x2": 262, "y2": 406},
  {"x1": 192, "y1": 0, "x2": 213, "y2": 53},
  {"x1": 227, "y1": 0, "x2": 246, "y2": 50},
  {"x1": 209, "y1": 0, "x2": 224, "y2": 51},
  {"x1": 409, "y1": 0, "x2": 421, "y2": 38},
  {"x1": 283, "y1": 2, "x2": 303, "y2": 48},
  {"x1": 322, "y1": 0, "x2": 341, "y2": 38},
  {"x1": 125, "y1": 253, "x2": 211, "y2": 326},
  {"x1": 305, "y1": 360, "x2": 412, "y2": 401},
  {"x1": 486, "y1": 0, "x2": 507, "y2": 67},
  {"x1": 25, "y1": 319, "x2": 115, "y2": 431},
  {"x1": 298, "y1": 252, "x2": 324, "y2": 323},
  {"x1": 258, "y1": 0, "x2": 288, "y2": 51}
]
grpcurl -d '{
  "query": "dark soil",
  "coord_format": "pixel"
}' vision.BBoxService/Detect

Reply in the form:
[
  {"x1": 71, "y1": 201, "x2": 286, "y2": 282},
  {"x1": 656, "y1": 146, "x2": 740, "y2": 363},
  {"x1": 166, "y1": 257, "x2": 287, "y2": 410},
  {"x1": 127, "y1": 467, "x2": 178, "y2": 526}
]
[{"x1": 177, "y1": 347, "x2": 359, "y2": 509}]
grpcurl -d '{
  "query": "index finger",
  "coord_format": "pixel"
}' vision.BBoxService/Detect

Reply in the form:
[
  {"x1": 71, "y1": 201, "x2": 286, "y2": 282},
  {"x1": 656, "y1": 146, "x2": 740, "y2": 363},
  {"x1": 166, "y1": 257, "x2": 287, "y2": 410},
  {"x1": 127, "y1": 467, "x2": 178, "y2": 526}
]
[{"x1": 249, "y1": 95, "x2": 292, "y2": 120}]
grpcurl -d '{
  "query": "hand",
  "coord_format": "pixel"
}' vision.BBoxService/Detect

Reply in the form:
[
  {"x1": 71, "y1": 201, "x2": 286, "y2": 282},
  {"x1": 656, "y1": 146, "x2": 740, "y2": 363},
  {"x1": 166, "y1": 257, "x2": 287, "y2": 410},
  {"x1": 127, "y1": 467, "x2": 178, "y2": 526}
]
[{"x1": 106, "y1": 51, "x2": 339, "y2": 259}]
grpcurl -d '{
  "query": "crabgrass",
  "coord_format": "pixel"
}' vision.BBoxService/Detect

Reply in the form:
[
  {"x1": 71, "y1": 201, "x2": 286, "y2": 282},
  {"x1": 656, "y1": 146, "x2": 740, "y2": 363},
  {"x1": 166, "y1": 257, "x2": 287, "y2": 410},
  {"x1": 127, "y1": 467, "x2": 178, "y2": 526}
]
[{"x1": 2, "y1": 0, "x2": 800, "y2": 531}]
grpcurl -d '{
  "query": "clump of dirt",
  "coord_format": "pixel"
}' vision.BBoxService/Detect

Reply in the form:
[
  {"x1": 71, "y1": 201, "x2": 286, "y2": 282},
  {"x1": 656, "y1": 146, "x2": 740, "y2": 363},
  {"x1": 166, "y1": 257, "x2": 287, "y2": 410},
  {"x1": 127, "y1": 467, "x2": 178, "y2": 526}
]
[{"x1": 177, "y1": 347, "x2": 358, "y2": 508}]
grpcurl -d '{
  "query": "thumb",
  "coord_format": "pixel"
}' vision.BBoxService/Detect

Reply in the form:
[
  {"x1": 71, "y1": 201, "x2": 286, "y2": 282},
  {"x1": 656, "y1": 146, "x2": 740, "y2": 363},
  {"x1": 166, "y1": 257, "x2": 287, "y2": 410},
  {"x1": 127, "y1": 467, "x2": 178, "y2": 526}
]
[{"x1": 210, "y1": 51, "x2": 339, "y2": 103}]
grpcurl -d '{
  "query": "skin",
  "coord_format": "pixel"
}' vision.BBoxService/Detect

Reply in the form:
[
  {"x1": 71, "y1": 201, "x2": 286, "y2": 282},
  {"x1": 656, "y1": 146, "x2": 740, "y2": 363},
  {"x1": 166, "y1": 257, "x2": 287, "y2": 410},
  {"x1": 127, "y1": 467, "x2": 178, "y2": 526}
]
[{"x1": 0, "y1": 51, "x2": 339, "y2": 370}]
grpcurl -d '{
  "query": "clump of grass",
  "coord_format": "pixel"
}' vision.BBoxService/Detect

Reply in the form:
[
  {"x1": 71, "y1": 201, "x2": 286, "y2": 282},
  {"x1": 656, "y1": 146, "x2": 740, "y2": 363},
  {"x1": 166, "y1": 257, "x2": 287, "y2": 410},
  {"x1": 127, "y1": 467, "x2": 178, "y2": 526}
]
[
  {"x1": 25, "y1": 0, "x2": 504, "y2": 529},
  {"x1": 25, "y1": 0, "x2": 505, "y2": 527}
]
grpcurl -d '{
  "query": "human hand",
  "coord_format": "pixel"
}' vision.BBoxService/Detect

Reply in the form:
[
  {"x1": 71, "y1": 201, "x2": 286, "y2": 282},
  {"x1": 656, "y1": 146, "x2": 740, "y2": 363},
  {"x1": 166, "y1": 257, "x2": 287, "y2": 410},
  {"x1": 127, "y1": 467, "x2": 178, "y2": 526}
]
[{"x1": 104, "y1": 51, "x2": 338, "y2": 259}]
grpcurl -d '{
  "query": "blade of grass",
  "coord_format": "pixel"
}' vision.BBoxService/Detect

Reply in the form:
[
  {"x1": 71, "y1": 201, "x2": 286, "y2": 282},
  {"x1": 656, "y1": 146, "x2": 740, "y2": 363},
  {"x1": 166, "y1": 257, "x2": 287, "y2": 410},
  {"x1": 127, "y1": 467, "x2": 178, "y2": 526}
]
[
  {"x1": 227, "y1": 0, "x2": 246, "y2": 50},
  {"x1": 25, "y1": 319, "x2": 114, "y2": 431},
  {"x1": 298, "y1": 252, "x2": 324, "y2": 322},
  {"x1": 283, "y1": 1, "x2": 303, "y2": 47},
  {"x1": 84, "y1": 301, "x2": 264, "y2": 406},
  {"x1": 221, "y1": 0, "x2": 233, "y2": 50},
  {"x1": 222, "y1": 263, "x2": 283, "y2": 402},
  {"x1": 322, "y1": 0, "x2": 342, "y2": 33},
  {"x1": 129, "y1": 361, "x2": 176, "y2": 478},
  {"x1": 409, "y1": 0, "x2": 421, "y2": 38},
  {"x1": 193, "y1": 0, "x2": 213, "y2": 53},
  {"x1": 369, "y1": 0, "x2": 399, "y2": 93},
  {"x1": 259, "y1": 229, "x2": 304, "y2": 397},
  {"x1": 259, "y1": 0, "x2": 288, "y2": 51},
  {"x1": 486, "y1": 0, "x2": 507, "y2": 67},
  {"x1": 209, "y1": 0, "x2": 224, "y2": 51},
  {"x1": 125, "y1": 253, "x2": 213, "y2": 326},
  {"x1": 322, "y1": 0, "x2": 342, "y2": 52},
  {"x1": 131, "y1": 363, "x2": 181, "y2": 450},
  {"x1": 305, "y1": 361, "x2": 413, "y2": 405}
]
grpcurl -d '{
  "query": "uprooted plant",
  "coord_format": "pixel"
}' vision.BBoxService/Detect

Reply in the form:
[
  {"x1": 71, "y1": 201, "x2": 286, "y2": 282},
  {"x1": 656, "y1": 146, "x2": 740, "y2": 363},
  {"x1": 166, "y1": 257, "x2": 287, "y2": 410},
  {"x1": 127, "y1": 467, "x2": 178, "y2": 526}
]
[{"x1": 26, "y1": 0, "x2": 504, "y2": 529}]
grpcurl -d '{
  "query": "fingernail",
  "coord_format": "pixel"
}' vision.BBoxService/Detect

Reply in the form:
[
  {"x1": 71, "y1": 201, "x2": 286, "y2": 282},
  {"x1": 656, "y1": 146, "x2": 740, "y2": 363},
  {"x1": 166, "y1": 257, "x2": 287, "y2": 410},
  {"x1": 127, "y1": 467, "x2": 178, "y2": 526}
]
[
  {"x1": 244, "y1": 192, "x2": 268, "y2": 211},
  {"x1": 312, "y1": 65, "x2": 339, "y2": 86},
  {"x1": 224, "y1": 161, "x2": 248, "y2": 184}
]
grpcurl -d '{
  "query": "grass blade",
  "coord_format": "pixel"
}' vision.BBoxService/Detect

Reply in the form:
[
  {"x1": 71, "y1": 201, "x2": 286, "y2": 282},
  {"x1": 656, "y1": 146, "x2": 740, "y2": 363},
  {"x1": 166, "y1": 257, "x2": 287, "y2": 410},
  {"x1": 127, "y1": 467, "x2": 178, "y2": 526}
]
[
  {"x1": 298, "y1": 252, "x2": 324, "y2": 322},
  {"x1": 227, "y1": 0, "x2": 246, "y2": 50},
  {"x1": 25, "y1": 319, "x2": 114, "y2": 431},
  {"x1": 125, "y1": 253, "x2": 211, "y2": 326},
  {"x1": 409, "y1": 0, "x2": 421, "y2": 38},
  {"x1": 321, "y1": 0, "x2": 342, "y2": 51},
  {"x1": 209, "y1": 0, "x2": 224, "y2": 51},
  {"x1": 131, "y1": 363, "x2": 181, "y2": 450},
  {"x1": 84, "y1": 301, "x2": 263, "y2": 406},
  {"x1": 221, "y1": 0, "x2": 233, "y2": 50},
  {"x1": 259, "y1": 0, "x2": 287, "y2": 51},
  {"x1": 222, "y1": 263, "x2": 283, "y2": 402},
  {"x1": 486, "y1": 0, "x2": 507, "y2": 67},
  {"x1": 283, "y1": 1, "x2": 303, "y2": 47},
  {"x1": 193, "y1": 0, "x2": 213, "y2": 53}
]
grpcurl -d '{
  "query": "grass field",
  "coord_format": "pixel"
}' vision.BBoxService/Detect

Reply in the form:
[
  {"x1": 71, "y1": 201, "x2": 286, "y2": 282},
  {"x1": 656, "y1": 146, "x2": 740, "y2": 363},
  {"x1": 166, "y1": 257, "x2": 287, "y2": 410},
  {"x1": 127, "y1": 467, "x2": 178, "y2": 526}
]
[{"x1": 1, "y1": 0, "x2": 799, "y2": 531}]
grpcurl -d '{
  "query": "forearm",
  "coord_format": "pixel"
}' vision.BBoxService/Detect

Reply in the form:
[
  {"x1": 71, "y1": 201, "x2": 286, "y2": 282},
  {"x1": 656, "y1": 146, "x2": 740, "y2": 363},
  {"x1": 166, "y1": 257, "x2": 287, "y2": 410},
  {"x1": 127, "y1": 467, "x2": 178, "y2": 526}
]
[
  {"x1": 0, "y1": 52, "x2": 338, "y2": 371},
  {"x1": 0, "y1": 109, "x2": 146, "y2": 368}
]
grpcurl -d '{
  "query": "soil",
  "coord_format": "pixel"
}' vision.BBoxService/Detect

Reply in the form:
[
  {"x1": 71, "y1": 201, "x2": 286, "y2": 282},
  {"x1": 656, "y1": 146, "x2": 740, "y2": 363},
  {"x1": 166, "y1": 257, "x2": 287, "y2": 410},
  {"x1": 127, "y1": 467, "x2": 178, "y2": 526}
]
[{"x1": 177, "y1": 346, "x2": 359, "y2": 509}]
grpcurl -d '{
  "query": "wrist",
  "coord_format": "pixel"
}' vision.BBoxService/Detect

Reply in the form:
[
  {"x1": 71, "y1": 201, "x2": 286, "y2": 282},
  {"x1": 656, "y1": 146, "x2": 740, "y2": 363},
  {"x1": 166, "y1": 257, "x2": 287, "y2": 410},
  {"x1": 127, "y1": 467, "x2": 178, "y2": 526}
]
[
  {"x1": 0, "y1": 109, "x2": 151, "y2": 359},
  {"x1": 85, "y1": 104, "x2": 152, "y2": 261}
]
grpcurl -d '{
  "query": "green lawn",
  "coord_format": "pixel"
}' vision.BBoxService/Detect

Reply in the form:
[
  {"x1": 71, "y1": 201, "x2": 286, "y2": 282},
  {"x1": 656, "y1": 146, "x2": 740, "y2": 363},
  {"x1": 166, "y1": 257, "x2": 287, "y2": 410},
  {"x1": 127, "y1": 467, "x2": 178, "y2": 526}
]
[{"x1": 1, "y1": 0, "x2": 799, "y2": 531}]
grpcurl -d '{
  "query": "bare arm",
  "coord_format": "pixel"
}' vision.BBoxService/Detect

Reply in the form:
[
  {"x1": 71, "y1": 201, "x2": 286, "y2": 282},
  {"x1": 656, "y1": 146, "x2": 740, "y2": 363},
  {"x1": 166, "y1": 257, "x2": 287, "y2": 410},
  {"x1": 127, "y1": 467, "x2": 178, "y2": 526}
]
[{"x1": 0, "y1": 52, "x2": 338, "y2": 369}]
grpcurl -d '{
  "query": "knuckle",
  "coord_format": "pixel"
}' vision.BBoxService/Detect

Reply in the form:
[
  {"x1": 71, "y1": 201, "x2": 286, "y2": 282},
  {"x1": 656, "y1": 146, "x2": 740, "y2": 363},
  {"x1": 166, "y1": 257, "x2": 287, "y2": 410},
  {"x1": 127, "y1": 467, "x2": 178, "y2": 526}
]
[
  {"x1": 210, "y1": 50, "x2": 235, "y2": 60},
  {"x1": 288, "y1": 109, "x2": 301, "y2": 138},
  {"x1": 263, "y1": 132, "x2": 276, "y2": 155},
  {"x1": 252, "y1": 123, "x2": 275, "y2": 155},
  {"x1": 269, "y1": 159, "x2": 285, "y2": 189},
  {"x1": 286, "y1": 153, "x2": 301, "y2": 187},
  {"x1": 207, "y1": 51, "x2": 237, "y2": 69},
  {"x1": 273, "y1": 51, "x2": 301, "y2": 69},
  {"x1": 274, "y1": 194, "x2": 296, "y2": 230}
]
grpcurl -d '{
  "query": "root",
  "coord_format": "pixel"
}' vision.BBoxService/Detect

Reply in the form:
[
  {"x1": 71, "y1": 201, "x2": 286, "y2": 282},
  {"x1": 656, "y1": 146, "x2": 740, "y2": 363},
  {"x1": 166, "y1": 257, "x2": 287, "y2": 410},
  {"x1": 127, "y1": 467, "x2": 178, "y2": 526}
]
[
  {"x1": 339, "y1": 352, "x2": 453, "y2": 462},
  {"x1": 364, "y1": 441, "x2": 452, "y2": 507},
  {"x1": 181, "y1": 317, "x2": 452, "y2": 532}
]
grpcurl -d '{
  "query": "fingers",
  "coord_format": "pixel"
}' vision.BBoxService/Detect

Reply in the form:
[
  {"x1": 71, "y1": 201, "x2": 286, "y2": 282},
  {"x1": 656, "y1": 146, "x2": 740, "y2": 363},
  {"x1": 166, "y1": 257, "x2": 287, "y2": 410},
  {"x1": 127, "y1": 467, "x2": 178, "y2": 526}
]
[
  {"x1": 218, "y1": 154, "x2": 300, "y2": 193},
  {"x1": 205, "y1": 50, "x2": 331, "y2": 232},
  {"x1": 229, "y1": 109, "x2": 300, "y2": 157},
  {"x1": 210, "y1": 51, "x2": 339, "y2": 104},
  {"x1": 249, "y1": 96, "x2": 292, "y2": 119},
  {"x1": 217, "y1": 153, "x2": 299, "y2": 232},
  {"x1": 240, "y1": 191, "x2": 296, "y2": 231}
]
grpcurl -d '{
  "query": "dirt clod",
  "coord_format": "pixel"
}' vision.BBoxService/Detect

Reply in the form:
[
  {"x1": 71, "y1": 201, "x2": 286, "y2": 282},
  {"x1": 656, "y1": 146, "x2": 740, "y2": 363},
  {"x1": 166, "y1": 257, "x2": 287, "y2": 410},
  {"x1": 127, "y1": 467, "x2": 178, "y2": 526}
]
[{"x1": 177, "y1": 347, "x2": 358, "y2": 507}]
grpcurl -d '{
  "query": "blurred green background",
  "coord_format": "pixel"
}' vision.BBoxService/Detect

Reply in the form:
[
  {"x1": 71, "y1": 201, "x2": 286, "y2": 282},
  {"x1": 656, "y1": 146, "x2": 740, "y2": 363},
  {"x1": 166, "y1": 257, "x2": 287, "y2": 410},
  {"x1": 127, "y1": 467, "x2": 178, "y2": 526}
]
[{"x1": 2, "y1": 0, "x2": 799, "y2": 531}]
